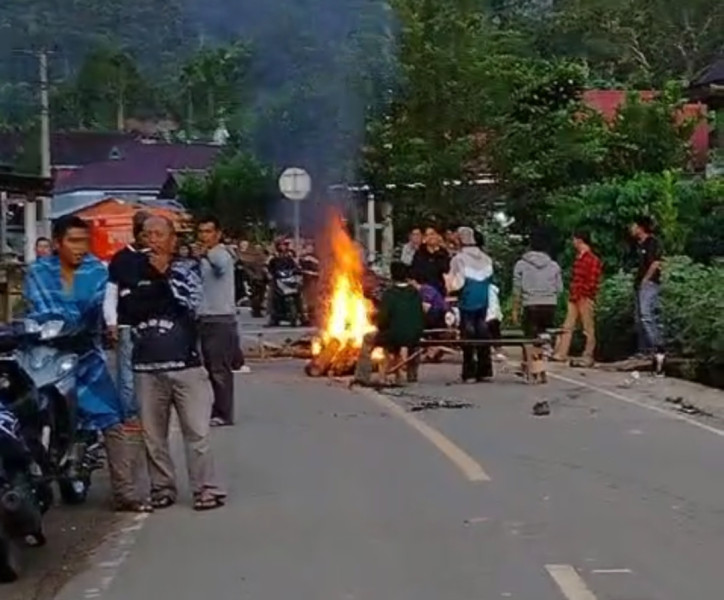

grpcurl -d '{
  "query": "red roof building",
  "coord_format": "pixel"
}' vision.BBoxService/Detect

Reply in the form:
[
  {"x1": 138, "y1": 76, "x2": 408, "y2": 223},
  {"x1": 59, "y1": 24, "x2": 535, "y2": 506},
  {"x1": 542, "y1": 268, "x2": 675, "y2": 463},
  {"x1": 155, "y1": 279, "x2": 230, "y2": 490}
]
[{"x1": 582, "y1": 90, "x2": 709, "y2": 169}]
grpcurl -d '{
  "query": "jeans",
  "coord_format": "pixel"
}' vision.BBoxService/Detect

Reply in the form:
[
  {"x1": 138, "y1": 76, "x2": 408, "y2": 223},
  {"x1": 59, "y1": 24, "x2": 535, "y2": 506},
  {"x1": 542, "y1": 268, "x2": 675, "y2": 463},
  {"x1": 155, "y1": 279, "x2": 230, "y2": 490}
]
[
  {"x1": 117, "y1": 325, "x2": 137, "y2": 418},
  {"x1": 635, "y1": 281, "x2": 663, "y2": 353},
  {"x1": 459, "y1": 309, "x2": 493, "y2": 381}
]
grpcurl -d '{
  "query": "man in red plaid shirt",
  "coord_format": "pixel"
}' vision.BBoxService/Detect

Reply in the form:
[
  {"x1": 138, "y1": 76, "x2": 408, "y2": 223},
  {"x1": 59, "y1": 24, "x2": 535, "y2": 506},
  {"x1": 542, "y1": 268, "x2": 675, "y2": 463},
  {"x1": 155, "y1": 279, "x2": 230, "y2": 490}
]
[{"x1": 554, "y1": 231, "x2": 603, "y2": 366}]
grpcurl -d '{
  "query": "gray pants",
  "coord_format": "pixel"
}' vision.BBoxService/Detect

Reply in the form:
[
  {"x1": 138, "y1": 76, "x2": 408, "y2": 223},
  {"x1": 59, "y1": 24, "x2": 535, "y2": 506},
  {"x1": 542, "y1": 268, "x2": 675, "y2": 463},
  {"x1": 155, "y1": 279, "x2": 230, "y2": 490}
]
[
  {"x1": 136, "y1": 367, "x2": 218, "y2": 498},
  {"x1": 635, "y1": 281, "x2": 663, "y2": 353},
  {"x1": 199, "y1": 316, "x2": 239, "y2": 424}
]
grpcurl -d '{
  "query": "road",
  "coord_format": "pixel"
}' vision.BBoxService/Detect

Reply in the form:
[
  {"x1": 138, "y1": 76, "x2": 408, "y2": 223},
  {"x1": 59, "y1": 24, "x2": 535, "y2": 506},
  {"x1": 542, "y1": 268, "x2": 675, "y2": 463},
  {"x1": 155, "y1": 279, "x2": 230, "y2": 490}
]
[{"x1": 49, "y1": 344, "x2": 724, "y2": 600}]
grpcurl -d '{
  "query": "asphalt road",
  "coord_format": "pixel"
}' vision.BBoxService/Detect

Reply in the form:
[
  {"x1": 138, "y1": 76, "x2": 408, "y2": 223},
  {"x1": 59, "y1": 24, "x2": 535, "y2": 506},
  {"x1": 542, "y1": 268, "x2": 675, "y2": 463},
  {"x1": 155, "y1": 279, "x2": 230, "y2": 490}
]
[{"x1": 49, "y1": 352, "x2": 724, "y2": 600}]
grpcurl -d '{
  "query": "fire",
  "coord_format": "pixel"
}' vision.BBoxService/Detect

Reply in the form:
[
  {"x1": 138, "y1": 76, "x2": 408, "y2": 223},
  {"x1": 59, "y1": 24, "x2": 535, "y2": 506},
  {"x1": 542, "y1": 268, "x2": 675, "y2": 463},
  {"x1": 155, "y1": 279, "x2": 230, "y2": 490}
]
[{"x1": 314, "y1": 216, "x2": 376, "y2": 353}]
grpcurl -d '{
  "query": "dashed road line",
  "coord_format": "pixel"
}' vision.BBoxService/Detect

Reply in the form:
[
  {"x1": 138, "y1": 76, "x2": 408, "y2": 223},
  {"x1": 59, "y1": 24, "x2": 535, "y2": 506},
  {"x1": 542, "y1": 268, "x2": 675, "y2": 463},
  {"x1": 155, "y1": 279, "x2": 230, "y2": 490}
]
[
  {"x1": 358, "y1": 388, "x2": 490, "y2": 482},
  {"x1": 590, "y1": 568, "x2": 633, "y2": 574},
  {"x1": 545, "y1": 564, "x2": 598, "y2": 600}
]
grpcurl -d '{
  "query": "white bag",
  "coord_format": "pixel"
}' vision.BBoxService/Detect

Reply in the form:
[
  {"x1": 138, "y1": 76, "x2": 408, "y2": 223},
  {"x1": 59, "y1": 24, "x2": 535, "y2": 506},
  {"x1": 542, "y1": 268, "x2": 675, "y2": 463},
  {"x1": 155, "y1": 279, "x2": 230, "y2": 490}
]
[{"x1": 486, "y1": 284, "x2": 502, "y2": 322}]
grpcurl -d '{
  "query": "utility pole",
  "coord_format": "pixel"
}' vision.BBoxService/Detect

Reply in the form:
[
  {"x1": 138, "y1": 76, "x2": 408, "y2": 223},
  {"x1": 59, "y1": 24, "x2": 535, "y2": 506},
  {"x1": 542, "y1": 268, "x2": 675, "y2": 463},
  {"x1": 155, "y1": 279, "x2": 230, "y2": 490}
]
[{"x1": 38, "y1": 48, "x2": 52, "y2": 239}]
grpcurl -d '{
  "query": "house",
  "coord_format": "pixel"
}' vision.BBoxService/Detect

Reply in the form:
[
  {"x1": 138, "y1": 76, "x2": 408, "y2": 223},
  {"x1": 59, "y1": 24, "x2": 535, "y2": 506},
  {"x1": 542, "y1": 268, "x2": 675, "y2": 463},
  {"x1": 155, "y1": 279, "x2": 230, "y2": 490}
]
[
  {"x1": 0, "y1": 131, "x2": 137, "y2": 182},
  {"x1": 583, "y1": 90, "x2": 709, "y2": 169},
  {"x1": 687, "y1": 57, "x2": 724, "y2": 176},
  {"x1": 51, "y1": 142, "x2": 221, "y2": 218}
]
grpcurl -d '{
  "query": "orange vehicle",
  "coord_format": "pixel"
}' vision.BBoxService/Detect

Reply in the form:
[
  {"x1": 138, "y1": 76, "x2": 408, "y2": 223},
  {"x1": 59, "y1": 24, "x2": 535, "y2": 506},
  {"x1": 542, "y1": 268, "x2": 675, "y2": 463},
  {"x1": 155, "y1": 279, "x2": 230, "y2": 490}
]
[{"x1": 75, "y1": 198, "x2": 191, "y2": 262}]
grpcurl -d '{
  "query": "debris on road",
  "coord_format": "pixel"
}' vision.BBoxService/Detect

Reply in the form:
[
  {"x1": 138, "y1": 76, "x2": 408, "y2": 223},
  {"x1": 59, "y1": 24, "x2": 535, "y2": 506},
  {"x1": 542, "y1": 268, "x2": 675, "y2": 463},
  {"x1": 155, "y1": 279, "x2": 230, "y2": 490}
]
[
  {"x1": 408, "y1": 399, "x2": 473, "y2": 412},
  {"x1": 532, "y1": 400, "x2": 551, "y2": 416},
  {"x1": 665, "y1": 396, "x2": 713, "y2": 417}
]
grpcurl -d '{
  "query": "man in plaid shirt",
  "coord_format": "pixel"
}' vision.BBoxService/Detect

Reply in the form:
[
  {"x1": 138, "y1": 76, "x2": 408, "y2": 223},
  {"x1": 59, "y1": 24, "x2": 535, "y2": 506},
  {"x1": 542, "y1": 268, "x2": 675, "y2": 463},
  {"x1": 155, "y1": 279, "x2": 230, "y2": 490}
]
[{"x1": 554, "y1": 231, "x2": 603, "y2": 366}]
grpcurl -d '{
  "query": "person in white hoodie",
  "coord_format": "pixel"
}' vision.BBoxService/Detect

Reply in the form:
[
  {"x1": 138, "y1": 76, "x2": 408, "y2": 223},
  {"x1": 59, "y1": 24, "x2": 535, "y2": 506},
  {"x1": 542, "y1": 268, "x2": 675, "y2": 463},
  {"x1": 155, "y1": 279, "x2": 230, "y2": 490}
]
[{"x1": 447, "y1": 226, "x2": 494, "y2": 382}]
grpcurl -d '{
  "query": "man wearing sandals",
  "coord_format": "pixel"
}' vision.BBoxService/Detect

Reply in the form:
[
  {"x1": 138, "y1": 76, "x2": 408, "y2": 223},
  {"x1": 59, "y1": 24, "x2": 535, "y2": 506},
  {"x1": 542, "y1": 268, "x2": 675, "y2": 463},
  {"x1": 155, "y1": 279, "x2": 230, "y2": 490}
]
[{"x1": 125, "y1": 216, "x2": 226, "y2": 511}]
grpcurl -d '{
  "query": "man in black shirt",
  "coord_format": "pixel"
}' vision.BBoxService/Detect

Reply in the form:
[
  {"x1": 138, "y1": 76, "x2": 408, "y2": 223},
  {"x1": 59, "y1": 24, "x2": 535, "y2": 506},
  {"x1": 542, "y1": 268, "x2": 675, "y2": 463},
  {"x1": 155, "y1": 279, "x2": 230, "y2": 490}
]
[
  {"x1": 630, "y1": 216, "x2": 664, "y2": 356},
  {"x1": 104, "y1": 211, "x2": 151, "y2": 419},
  {"x1": 126, "y1": 216, "x2": 225, "y2": 511}
]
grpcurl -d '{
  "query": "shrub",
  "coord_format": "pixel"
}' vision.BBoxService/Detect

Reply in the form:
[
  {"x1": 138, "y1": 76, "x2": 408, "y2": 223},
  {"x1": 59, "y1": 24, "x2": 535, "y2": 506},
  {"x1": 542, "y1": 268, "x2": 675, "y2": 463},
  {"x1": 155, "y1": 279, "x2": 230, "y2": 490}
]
[
  {"x1": 550, "y1": 172, "x2": 724, "y2": 274},
  {"x1": 594, "y1": 257, "x2": 724, "y2": 370}
]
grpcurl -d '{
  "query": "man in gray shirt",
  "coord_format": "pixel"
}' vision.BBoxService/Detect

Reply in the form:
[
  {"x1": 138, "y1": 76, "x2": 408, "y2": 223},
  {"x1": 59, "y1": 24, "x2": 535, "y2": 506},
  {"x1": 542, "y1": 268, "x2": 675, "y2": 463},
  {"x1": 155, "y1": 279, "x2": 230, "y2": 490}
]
[{"x1": 195, "y1": 215, "x2": 242, "y2": 427}]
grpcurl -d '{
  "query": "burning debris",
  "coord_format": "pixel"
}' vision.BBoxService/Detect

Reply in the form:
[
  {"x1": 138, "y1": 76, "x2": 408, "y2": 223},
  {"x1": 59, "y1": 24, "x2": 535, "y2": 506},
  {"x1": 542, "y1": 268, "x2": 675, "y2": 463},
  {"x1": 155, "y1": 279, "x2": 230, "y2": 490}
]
[{"x1": 305, "y1": 216, "x2": 383, "y2": 377}]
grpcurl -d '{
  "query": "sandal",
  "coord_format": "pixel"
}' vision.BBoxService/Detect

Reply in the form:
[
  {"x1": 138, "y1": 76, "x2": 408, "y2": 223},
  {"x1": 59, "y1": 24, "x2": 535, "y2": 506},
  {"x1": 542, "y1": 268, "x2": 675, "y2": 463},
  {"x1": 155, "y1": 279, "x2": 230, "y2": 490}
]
[
  {"x1": 193, "y1": 490, "x2": 225, "y2": 511},
  {"x1": 115, "y1": 498, "x2": 154, "y2": 513},
  {"x1": 151, "y1": 495, "x2": 176, "y2": 510}
]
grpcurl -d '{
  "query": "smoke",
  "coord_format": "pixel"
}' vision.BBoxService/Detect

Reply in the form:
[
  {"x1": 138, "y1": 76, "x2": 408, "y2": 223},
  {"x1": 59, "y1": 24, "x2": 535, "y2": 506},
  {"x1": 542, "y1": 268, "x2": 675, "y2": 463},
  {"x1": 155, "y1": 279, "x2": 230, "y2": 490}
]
[{"x1": 183, "y1": 0, "x2": 396, "y2": 188}]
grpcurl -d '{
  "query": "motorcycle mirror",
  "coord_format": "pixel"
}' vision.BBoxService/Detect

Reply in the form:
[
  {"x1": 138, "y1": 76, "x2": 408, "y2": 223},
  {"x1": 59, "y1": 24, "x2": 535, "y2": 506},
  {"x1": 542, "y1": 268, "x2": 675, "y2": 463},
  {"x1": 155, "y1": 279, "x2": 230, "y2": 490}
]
[
  {"x1": 39, "y1": 320, "x2": 64, "y2": 340},
  {"x1": 23, "y1": 319, "x2": 41, "y2": 333}
]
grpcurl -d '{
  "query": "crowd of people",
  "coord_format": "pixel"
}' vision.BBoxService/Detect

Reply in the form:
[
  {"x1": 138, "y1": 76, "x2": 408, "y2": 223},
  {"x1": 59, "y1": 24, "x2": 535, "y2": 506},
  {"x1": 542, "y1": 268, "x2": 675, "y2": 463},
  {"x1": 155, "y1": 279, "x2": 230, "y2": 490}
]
[
  {"x1": 19, "y1": 212, "x2": 664, "y2": 514},
  {"x1": 24, "y1": 212, "x2": 246, "y2": 513},
  {"x1": 379, "y1": 217, "x2": 665, "y2": 383}
]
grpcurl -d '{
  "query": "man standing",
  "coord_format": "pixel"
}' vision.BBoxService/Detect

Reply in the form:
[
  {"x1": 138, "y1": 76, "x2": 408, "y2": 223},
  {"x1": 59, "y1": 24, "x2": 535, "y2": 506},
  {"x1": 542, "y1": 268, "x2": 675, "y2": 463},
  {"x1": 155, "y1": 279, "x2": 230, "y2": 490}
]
[
  {"x1": 103, "y1": 211, "x2": 151, "y2": 419},
  {"x1": 512, "y1": 228, "x2": 563, "y2": 376},
  {"x1": 34, "y1": 237, "x2": 52, "y2": 259},
  {"x1": 400, "y1": 227, "x2": 422, "y2": 266},
  {"x1": 24, "y1": 216, "x2": 150, "y2": 513},
  {"x1": 631, "y1": 216, "x2": 665, "y2": 360},
  {"x1": 553, "y1": 231, "x2": 603, "y2": 367},
  {"x1": 127, "y1": 216, "x2": 225, "y2": 511},
  {"x1": 195, "y1": 216, "x2": 241, "y2": 427}
]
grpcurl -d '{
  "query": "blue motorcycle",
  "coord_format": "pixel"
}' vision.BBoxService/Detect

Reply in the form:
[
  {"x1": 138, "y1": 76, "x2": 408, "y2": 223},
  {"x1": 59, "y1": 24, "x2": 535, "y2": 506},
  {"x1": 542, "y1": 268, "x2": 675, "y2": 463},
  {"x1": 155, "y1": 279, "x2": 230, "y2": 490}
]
[{"x1": 0, "y1": 319, "x2": 101, "y2": 583}]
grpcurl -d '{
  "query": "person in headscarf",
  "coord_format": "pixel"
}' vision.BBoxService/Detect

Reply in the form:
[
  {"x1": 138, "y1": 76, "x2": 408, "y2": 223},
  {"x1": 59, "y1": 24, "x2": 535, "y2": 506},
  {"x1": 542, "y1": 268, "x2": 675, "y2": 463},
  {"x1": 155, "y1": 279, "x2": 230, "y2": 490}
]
[
  {"x1": 446, "y1": 226, "x2": 494, "y2": 382},
  {"x1": 24, "y1": 216, "x2": 151, "y2": 513}
]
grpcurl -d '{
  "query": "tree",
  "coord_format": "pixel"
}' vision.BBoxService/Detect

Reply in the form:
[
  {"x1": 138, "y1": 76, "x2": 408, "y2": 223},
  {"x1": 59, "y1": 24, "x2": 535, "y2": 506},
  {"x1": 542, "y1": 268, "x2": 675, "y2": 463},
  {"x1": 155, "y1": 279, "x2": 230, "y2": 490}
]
[
  {"x1": 177, "y1": 42, "x2": 252, "y2": 136},
  {"x1": 70, "y1": 45, "x2": 153, "y2": 130},
  {"x1": 543, "y1": 0, "x2": 724, "y2": 85},
  {"x1": 362, "y1": 0, "x2": 536, "y2": 210},
  {"x1": 178, "y1": 151, "x2": 276, "y2": 233}
]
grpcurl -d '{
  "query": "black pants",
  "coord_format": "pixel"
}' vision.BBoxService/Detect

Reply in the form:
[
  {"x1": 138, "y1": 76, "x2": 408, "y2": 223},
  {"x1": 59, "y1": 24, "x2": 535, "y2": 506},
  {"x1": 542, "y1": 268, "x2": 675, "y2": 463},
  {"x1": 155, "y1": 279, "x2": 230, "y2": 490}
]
[
  {"x1": 459, "y1": 309, "x2": 493, "y2": 381},
  {"x1": 199, "y1": 316, "x2": 240, "y2": 424}
]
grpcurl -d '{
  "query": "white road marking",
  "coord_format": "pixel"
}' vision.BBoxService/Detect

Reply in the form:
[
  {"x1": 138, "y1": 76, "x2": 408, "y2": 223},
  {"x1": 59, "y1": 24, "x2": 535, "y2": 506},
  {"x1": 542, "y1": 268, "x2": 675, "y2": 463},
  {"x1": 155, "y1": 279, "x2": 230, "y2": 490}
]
[
  {"x1": 359, "y1": 388, "x2": 490, "y2": 482},
  {"x1": 56, "y1": 513, "x2": 149, "y2": 600},
  {"x1": 549, "y1": 372, "x2": 724, "y2": 439},
  {"x1": 590, "y1": 568, "x2": 633, "y2": 574},
  {"x1": 545, "y1": 564, "x2": 598, "y2": 600}
]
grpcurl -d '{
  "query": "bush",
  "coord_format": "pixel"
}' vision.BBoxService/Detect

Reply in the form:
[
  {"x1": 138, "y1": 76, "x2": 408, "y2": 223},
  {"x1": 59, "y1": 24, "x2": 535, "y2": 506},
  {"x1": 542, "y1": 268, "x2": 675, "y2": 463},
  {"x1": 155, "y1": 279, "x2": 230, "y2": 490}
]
[
  {"x1": 550, "y1": 172, "x2": 724, "y2": 274},
  {"x1": 595, "y1": 257, "x2": 724, "y2": 371}
]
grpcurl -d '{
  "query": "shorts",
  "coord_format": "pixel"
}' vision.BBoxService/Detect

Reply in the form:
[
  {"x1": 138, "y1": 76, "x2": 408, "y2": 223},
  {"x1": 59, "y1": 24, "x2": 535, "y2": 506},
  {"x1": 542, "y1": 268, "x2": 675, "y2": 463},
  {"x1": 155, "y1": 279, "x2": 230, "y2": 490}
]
[{"x1": 522, "y1": 305, "x2": 556, "y2": 338}]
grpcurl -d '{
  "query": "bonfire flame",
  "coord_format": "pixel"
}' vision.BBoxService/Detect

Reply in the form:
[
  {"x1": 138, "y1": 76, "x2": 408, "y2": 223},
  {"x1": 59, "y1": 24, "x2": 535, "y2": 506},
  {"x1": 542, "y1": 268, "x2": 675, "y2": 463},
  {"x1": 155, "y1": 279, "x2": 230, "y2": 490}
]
[
  {"x1": 316, "y1": 216, "x2": 375, "y2": 351},
  {"x1": 307, "y1": 215, "x2": 382, "y2": 375}
]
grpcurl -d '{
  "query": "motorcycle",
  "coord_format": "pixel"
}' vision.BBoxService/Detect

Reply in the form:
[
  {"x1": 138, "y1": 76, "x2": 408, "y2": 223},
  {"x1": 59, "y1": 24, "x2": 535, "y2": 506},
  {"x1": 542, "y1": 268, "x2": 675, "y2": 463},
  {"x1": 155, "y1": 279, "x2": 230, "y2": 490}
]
[
  {"x1": 0, "y1": 318, "x2": 102, "y2": 583},
  {"x1": 268, "y1": 268, "x2": 303, "y2": 327}
]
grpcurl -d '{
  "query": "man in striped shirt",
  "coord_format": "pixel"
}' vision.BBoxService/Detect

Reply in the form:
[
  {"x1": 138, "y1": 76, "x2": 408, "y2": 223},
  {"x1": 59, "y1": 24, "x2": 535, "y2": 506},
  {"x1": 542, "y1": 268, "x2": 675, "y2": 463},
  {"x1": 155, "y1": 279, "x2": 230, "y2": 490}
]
[{"x1": 553, "y1": 231, "x2": 603, "y2": 366}]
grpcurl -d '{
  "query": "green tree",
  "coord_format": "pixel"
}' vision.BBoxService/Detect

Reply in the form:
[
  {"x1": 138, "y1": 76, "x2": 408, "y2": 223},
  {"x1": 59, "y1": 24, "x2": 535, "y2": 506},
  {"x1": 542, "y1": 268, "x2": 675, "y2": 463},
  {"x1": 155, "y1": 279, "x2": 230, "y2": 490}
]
[
  {"x1": 543, "y1": 0, "x2": 724, "y2": 85},
  {"x1": 177, "y1": 42, "x2": 252, "y2": 136},
  {"x1": 178, "y1": 151, "x2": 276, "y2": 233},
  {"x1": 68, "y1": 45, "x2": 153, "y2": 130}
]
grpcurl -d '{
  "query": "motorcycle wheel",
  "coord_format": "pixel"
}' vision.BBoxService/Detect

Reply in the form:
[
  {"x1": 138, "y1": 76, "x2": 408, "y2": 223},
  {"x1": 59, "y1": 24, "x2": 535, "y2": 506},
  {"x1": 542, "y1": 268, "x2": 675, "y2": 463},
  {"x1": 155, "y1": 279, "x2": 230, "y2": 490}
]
[
  {"x1": 58, "y1": 477, "x2": 89, "y2": 506},
  {"x1": 286, "y1": 298, "x2": 299, "y2": 327},
  {"x1": 0, "y1": 532, "x2": 20, "y2": 583}
]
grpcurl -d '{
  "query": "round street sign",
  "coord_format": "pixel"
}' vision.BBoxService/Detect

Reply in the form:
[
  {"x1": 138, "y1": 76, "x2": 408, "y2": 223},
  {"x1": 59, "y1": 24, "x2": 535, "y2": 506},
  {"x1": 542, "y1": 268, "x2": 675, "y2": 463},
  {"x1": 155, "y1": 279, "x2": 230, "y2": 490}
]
[{"x1": 278, "y1": 167, "x2": 311, "y2": 201}]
